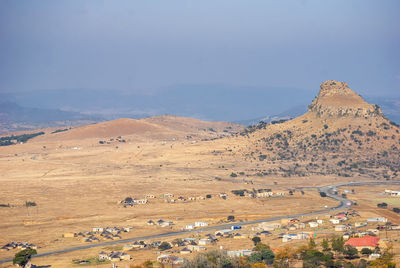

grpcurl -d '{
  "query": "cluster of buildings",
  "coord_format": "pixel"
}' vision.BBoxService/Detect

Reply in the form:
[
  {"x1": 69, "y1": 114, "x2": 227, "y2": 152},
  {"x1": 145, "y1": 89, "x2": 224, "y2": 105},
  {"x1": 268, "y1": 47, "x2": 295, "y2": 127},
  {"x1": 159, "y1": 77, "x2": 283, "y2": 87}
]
[
  {"x1": 120, "y1": 192, "x2": 229, "y2": 206},
  {"x1": 98, "y1": 251, "x2": 131, "y2": 262},
  {"x1": 247, "y1": 210, "x2": 390, "y2": 244},
  {"x1": 0, "y1": 241, "x2": 38, "y2": 251},
  {"x1": 231, "y1": 188, "x2": 286, "y2": 198},
  {"x1": 63, "y1": 226, "x2": 133, "y2": 242}
]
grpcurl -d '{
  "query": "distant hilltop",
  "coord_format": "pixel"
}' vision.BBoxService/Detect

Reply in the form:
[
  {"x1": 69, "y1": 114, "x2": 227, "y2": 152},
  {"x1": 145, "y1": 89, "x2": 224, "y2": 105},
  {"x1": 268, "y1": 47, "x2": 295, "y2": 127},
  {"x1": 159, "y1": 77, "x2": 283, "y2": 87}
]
[{"x1": 308, "y1": 81, "x2": 382, "y2": 118}]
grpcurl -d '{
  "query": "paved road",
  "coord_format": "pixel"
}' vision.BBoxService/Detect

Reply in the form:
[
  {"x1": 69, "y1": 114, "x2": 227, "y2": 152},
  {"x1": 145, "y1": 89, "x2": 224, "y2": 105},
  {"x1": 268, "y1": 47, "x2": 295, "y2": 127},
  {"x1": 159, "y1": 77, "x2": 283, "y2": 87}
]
[{"x1": 1, "y1": 180, "x2": 399, "y2": 264}]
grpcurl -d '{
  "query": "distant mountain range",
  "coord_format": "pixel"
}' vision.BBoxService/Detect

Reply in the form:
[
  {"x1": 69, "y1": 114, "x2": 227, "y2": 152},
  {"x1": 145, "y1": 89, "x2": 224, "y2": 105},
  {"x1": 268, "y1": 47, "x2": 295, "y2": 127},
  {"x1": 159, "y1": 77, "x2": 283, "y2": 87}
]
[
  {"x1": 0, "y1": 84, "x2": 398, "y2": 133},
  {"x1": 0, "y1": 102, "x2": 101, "y2": 134}
]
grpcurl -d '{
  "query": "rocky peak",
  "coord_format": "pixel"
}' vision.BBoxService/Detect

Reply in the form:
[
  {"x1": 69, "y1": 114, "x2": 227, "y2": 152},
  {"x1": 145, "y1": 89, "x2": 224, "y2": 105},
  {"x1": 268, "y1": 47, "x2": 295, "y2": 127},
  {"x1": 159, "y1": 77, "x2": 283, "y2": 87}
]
[{"x1": 308, "y1": 80, "x2": 382, "y2": 118}]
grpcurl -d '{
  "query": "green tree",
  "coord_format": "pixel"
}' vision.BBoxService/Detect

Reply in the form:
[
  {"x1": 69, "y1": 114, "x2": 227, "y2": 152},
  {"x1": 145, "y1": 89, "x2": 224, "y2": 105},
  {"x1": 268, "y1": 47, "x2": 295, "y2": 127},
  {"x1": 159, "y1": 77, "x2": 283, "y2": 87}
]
[
  {"x1": 331, "y1": 236, "x2": 344, "y2": 253},
  {"x1": 360, "y1": 248, "x2": 372, "y2": 256},
  {"x1": 252, "y1": 236, "x2": 261, "y2": 246},
  {"x1": 343, "y1": 245, "x2": 358, "y2": 259},
  {"x1": 158, "y1": 242, "x2": 172, "y2": 251},
  {"x1": 248, "y1": 243, "x2": 275, "y2": 265},
  {"x1": 321, "y1": 238, "x2": 330, "y2": 252},
  {"x1": 13, "y1": 248, "x2": 37, "y2": 267},
  {"x1": 308, "y1": 238, "x2": 316, "y2": 249}
]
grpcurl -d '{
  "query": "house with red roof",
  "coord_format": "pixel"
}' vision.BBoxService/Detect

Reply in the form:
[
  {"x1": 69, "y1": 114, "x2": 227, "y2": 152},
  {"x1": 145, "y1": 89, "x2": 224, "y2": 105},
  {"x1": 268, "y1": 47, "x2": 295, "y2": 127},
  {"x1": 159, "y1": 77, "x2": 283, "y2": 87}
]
[{"x1": 344, "y1": 235, "x2": 380, "y2": 251}]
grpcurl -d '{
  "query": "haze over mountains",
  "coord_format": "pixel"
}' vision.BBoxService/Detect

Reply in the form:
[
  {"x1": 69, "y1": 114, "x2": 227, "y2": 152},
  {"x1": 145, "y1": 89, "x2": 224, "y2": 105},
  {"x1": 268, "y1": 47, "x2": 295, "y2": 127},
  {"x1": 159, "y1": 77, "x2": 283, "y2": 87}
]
[{"x1": 1, "y1": 84, "x2": 399, "y2": 134}]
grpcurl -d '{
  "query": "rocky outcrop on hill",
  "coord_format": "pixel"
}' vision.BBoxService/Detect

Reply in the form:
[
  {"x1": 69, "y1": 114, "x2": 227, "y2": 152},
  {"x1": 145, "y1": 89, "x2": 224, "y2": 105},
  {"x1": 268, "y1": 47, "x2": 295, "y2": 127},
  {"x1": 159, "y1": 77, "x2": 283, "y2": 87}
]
[
  {"x1": 237, "y1": 80, "x2": 400, "y2": 179},
  {"x1": 308, "y1": 81, "x2": 382, "y2": 118}
]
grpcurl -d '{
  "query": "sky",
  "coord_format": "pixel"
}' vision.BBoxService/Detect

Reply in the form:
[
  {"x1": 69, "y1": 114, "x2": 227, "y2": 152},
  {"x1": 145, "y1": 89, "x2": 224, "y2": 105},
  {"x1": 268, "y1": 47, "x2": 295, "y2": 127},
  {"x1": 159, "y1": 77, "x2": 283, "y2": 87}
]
[{"x1": 0, "y1": 0, "x2": 399, "y2": 99}]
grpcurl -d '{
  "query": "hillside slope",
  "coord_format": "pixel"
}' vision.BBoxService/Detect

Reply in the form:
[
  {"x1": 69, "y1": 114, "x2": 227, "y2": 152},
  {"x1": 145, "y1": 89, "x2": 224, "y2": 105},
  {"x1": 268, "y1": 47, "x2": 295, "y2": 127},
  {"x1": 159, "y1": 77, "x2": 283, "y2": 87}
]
[
  {"x1": 235, "y1": 81, "x2": 399, "y2": 179},
  {"x1": 28, "y1": 116, "x2": 243, "y2": 143}
]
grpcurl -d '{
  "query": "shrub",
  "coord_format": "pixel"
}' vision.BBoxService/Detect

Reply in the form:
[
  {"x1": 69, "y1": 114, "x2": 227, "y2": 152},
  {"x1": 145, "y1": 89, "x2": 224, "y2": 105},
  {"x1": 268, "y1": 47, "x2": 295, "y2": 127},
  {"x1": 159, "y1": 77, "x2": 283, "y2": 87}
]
[
  {"x1": 319, "y1": 192, "x2": 327, "y2": 197},
  {"x1": 393, "y1": 208, "x2": 400, "y2": 213},
  {"x1": 25, "y1": 201, "x2": 37, "y2": 207},
  {"x1": 252, "y1": 236, "x2": 261, "y2": 246},
  {"x1": 13, "y1": 248, "x2": 37, "y2": 267},
  {"x1": 361, "y1": 248, "x2": 373, "y2": 255},
  {"x1": 377, "y1": 203, "x2": 388, "y2": 208},
  {"x1": 158, "y1": 242, "x2": 172, "y2": 251}
]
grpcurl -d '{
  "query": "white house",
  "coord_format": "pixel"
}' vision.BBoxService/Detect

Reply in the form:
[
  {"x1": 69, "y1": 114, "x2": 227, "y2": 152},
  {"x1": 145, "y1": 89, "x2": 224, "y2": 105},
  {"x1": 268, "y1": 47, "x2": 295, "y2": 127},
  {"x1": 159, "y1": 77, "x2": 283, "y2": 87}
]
[
  {"x1": 367, "y1": 217, "x2": 387, "y2": 222},
  {"x1": 308, "y1": 222, "x2": 319, "y2": 228},
  {"x1": 185, "y1": 225, "x2": 194, "y2": 230},
  {"x1": 93, "y1": 227, "x2": 104, "y2": 232},
  {"x1": 198, "y1": 239, "x2": 212, "y2": 245},
  {"x1": 195, "y1": 221, "x2": 208, "y2": 227},
  {"x1": 160, "y1": 221, "x2": 173, "y2": 228},
  {"x1": 227, "y1": 250, "x2": 252, "y2": 257},
  {"x1": 215, "y1": 229, "x2": 233, "y2": 236},
  {"x1": 330, "y1": 219, "x2": 342, "y2": 224},
  {"x1": 335, "y1": 225, "x2": 347, "y2": 232},
  {"x1": 355, "y1": 222, "x2": 368, "y2": 228}
]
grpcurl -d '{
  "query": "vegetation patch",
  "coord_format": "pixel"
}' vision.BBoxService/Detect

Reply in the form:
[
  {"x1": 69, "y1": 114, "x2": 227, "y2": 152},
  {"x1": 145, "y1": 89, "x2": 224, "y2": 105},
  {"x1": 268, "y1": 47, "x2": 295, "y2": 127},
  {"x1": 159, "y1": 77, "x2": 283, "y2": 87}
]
[{"x1": 0, "y1": 132, "x2": 45, "y2": 146}]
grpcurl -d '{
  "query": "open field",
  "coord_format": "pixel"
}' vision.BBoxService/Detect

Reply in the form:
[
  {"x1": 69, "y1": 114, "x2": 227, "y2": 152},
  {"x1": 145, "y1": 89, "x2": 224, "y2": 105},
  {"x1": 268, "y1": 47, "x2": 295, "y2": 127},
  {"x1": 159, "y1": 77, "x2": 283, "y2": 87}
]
[
  {"x1": 1, "y1": 130, "x2": 398, "y2": 266},
  {"x1": 0, "y1": 129, "x2": 351, "y2": 267}
]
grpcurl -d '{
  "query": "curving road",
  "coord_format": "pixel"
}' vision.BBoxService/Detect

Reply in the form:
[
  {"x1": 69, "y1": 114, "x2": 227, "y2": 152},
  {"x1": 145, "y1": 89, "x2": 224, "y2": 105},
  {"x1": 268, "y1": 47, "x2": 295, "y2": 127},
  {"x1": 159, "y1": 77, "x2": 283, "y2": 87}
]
[{"x1": 1, "y1": 180, "x2": 399, "y2": 264}]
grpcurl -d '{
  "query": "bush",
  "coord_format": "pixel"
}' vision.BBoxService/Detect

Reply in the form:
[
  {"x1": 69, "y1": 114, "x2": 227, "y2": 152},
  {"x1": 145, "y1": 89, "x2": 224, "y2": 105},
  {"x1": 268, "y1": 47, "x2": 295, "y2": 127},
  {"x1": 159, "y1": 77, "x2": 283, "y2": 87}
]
[
  {"x1": 343, "y1": 245, "x2": 358, "y2": 259},
  {"x1": 13, "y1": 248, "x2": 37, "y2": 267},
  {"x1": 377, "y1": 202, "x2": 388, "y2": 208},
  {"x1": 158, "y1": 242, "x2": 172, "y2": 251},
  {"x1": 227, "y1": 215, "x2": 235, "y2": 221},
  {"x1": 248, "y1": 243, "x2": 275, "y2": 264},
  {"x1": 319, "y1": 192, "x2": 327, "y2": 197},
  {"x1": 361, "y1": 248, "x2": 373, "y2": 255},
  {"x1": 393, "y1": 207, "x2": 400, "y2": 213},
  {"x1": 252, "y1": 236, "x2": 261, "y2": 246},
  {"x1": 25, "y1": 201, "x2": 37, "y2": 207},
  {"x1": 230, "y1": 172, "x2": 238, "y2": 177}
]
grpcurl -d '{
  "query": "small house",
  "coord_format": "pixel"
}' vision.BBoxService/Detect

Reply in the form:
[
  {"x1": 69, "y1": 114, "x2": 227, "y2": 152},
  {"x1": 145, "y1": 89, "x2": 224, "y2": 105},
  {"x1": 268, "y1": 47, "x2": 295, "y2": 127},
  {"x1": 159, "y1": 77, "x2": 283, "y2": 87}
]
[
  {"x1": 63, "y1": 232, "x2": 76, "y2": 238},
  {"x1": 180, "y1": 247, "x2": 192, "y2": 254},
  {"x1": 330, "y1": 219, "x2": 342, "y2": 224},
  {"x1": 335, "y1": 225, "x2": 347, "y2": 232},
  {"x1": 215, "y1": 229, "x2": 233, "y2": 236},
  {"x1": 355, "y1": 222, "x2": 367, "y2": 228},
  {"x1": 227, "y1": 250, "x2": 252, "y2": 257},
  {"x1": 195, "y1": 221, "x2": 208, "y2": 227},
  {"x1": 198, "y1": 238, "x2": 212, "y2": 245},
  {"x1": 233, "y1": 233, "x2": 246, "y2": 239}
]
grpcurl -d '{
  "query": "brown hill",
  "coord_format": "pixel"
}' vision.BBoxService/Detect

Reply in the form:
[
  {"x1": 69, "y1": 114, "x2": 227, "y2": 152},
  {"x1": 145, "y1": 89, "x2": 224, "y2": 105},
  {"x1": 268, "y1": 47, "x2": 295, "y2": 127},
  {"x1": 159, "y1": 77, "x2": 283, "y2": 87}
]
[
  {"x1": 141, "y1": 115, "x2": 242, "y2": 134},
  {"x1": 235, "y1": 81, "x2": 399, "y2": 179},
  {"x1": 31, "y1": 118, "x2": 167, "y2": 141},
  {"x1": 29, "y1": 116, "x2": 243, "y2": 143}
]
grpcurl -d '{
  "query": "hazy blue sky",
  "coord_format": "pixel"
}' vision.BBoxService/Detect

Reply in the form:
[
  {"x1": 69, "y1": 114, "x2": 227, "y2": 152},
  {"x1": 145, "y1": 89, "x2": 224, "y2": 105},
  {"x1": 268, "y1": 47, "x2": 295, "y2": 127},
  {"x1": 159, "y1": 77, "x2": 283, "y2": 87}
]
[{"x1": 1, "y1": 0, "x2": 399, "y2": 96}]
